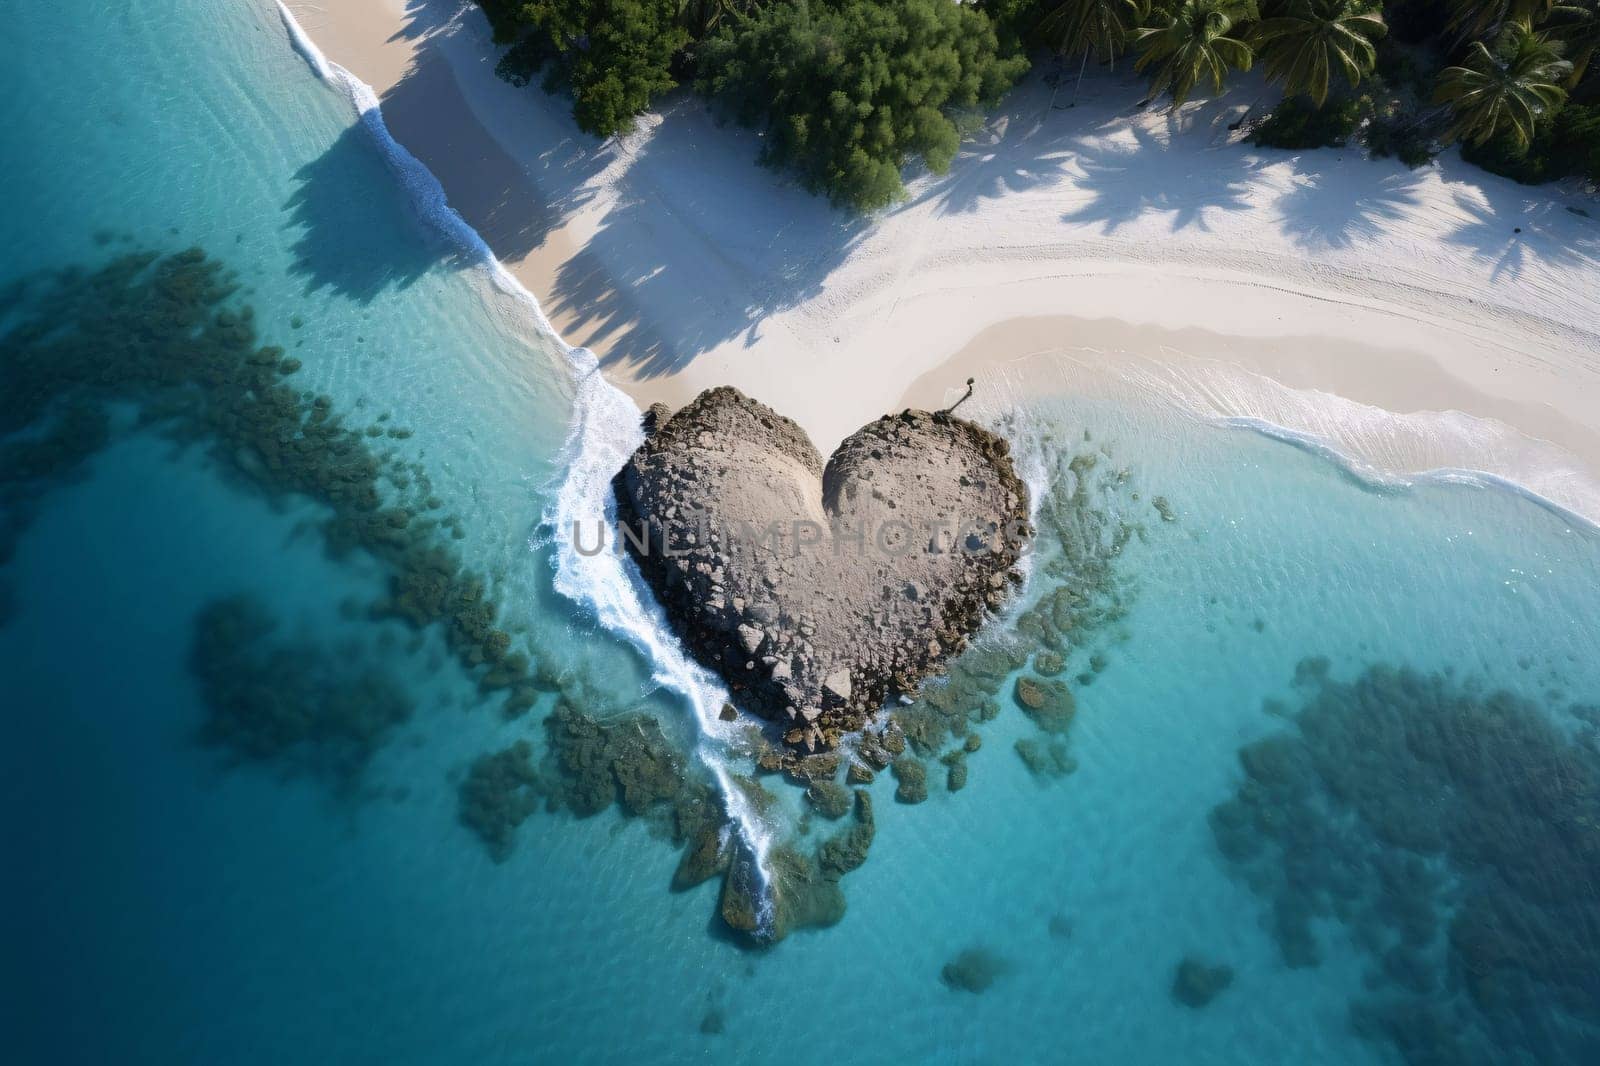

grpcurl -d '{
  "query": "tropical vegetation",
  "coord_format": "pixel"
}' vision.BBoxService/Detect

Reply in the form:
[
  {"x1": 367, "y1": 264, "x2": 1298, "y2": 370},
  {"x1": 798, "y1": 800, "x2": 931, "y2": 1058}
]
[
  {"x1": 696, "y1": 0, "x2": 1027, "y2": 209},
  {"x1": 476, "y1": 0, "x2": 1600, "y2": 208}
]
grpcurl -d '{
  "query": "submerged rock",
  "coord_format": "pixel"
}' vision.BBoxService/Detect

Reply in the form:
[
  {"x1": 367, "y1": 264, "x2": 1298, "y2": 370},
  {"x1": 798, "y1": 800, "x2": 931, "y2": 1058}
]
[
  {"x1": 614, "y1": 388, "x2": 1031, "y2": 751},
  {"x1": 1015, "y1": 737, "x2": 1077, "y2": 778},
  {"x1": 188, "y1": 595, "x2": 411, "y2": 792},
  {"x1": 817, "y1": 790, "x2": 876, "y2": 880},
  {"x1": 891, "y1": 756, "x2": 930, "y2": 804},
  {"x1": 941, "y1": 946, "x2": 1011, "y2": 993},
  {"x1": 719, "y1": 848, "x2": 766, "y2": 936},
  {"x1": 673, "y1": 822, "x2": 729, "y2": 890},
  {"x1": 941, "y1": 750, "x2": 969, "y2": 792},
  {"x1": 458, "y1": 740, "x2": 541, "y2": 862},
  {"x1": 1172, "y1": 957, "x2": 1234, "y2": 1008},
  {"x1": 805, "y1": 778, "x2": 853, "y2": 820},
  {"x1": 1014, "y1": 674, "x2": 1076, "y2": 733}
]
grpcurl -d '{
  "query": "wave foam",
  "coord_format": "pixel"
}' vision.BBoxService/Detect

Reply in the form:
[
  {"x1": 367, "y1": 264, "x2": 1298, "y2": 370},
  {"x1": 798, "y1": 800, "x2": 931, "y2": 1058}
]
[
  {"x1": 987, "y1": 345, "x2": 1600, "y2": 531},
  {"x1": 274, "y1": 1, "x2": 775, "y2": 932}
]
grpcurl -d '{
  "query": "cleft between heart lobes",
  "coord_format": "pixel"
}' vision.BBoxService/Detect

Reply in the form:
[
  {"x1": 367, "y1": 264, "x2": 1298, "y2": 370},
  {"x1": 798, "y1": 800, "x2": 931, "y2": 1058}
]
[{"x1": 615, "y1": 387, "x2": 1031, "y2": 752}]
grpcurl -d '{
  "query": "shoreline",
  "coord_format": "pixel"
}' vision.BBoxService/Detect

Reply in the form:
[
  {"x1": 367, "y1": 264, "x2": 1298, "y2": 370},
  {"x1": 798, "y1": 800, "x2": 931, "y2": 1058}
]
[{"x1": 281, "y1": 0, "x2": 1600, "y2": 517}]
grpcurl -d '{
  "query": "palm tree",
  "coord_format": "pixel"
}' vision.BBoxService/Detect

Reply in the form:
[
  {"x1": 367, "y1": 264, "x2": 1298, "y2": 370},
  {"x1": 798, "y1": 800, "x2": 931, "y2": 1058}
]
[
  {"x1": 1547, "y1": 0, "x2": 1599, "y2": 85},
  {"x1": 1445, "y1": 0, "x2": 1557, "y2": 40},
  {"x1": 1134, "y1": 0, "x2": 1258, "y2": 107},
  {"x1": 680, "y1": 0, "x2": 754, "y2": 39},
  {"x1": 1434, "y1": 22, "x2": 1572, "y2": 147},
  {"x1": 1040, "y1": 0, "x2": 1152, "y2": 105},
  {"x1": 1251, "y1": 0, "x2": 1386, "y2": 107}
]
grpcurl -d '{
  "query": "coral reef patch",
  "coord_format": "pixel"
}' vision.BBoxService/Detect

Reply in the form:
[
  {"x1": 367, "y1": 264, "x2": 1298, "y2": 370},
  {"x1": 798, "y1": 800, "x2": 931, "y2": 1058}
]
[
  {"x1": 1212, "y1": 662, "x2": 1600, "y2": 1064},
  {"x1": 189, "y1": 595, "x2": 411, "y2": 792},
  {"x1": 457, "y1": 740, "x2": 541, "y2": 862},
  {"x1": 0, "y1": 248, "x2": 555, "y2": 731}
]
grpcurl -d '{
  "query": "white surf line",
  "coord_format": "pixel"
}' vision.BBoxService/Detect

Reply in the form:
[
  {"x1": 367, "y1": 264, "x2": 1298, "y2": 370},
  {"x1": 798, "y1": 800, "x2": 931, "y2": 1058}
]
[{"x1": 272, "y1": 0, "x2": 778, "y2": 932}]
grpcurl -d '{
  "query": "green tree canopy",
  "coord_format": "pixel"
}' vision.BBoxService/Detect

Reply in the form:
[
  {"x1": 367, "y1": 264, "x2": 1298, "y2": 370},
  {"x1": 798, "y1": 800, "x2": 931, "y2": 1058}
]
[
  {"x1": 1446, "y1": 0, "x2": 1558, "y2": 40},
  {"x1": 496, "y1": 0, "x2": 688, "y2": 137},
  {"x1": 1252, "y1": 0, "x2": 1387, "y2": 107},
  {"x1": 680, "y1": 0, "x2": 761, "y2": 40},
  {"x1": 1548, "y1": 0, "x2": 1599, "y2": 85},
  {"x1": 1042, "y1": 0, "x2": 1152, "y2": 66},
  {"x1": 1435, "y1": 21, "x2": 1572, "y2": 147},
  {"x1": 1134, "y1": 0, "x2": 1259, "y2": 105},
  {"x1": 697, "y1": 0, "x2": 1028, "y2": 210}
]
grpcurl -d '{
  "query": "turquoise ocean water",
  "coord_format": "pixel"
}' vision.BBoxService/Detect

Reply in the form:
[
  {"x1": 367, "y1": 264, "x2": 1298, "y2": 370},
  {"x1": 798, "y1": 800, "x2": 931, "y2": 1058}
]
[{"x1": 4, "y1": 2, "x2": 1599, "y2": 1064}]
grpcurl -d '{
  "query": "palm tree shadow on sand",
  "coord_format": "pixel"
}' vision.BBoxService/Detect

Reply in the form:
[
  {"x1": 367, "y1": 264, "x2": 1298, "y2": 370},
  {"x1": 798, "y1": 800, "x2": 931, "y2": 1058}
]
[
  {"x1": 1062, "y1": 123, "x2": 1261, "y2": 233},
  {"x1": 550, "y1": 95, "x2": 869, "y2": 382},
  {"x1": 1277, "y1": 168, "x2": 1425, "y2": 250},
  {"x1": 1442, "y1": 188, "x2": 1599, "y2": 282},
  {"x1": 917, "y1": 73, "x2": 1082, "y2": 215}
]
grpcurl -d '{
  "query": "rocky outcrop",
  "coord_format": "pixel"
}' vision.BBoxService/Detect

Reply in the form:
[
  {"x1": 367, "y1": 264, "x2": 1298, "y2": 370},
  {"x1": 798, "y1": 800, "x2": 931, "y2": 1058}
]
[{"x1": 614, "y1": 387, "x2": 1030, "y2": 751}]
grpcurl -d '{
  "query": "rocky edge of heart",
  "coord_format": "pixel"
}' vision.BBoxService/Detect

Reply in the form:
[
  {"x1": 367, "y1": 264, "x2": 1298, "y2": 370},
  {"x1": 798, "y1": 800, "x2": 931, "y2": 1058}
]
[{"x1": 614, "y1": 386, "x2": 1032, "y2": 752}]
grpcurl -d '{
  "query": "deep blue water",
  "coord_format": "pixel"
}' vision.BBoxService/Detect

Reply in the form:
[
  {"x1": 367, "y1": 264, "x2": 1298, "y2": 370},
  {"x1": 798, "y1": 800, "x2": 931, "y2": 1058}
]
[{"x1": 4, "y1": 3, "x2": 1599, "y2": 1065}]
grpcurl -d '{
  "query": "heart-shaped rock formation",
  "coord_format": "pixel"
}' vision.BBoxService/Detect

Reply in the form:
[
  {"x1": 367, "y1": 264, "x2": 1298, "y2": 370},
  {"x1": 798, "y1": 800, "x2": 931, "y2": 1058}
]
[{"x1": 614, "y1": 387, "x2": 1031, "y2": 751}]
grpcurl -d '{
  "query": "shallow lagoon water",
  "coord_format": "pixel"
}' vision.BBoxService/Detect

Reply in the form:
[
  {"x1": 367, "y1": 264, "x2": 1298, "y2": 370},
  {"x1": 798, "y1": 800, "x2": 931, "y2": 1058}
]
[{"x1": 4, "y1": 2, "x2": 1599, "y2": 1064}]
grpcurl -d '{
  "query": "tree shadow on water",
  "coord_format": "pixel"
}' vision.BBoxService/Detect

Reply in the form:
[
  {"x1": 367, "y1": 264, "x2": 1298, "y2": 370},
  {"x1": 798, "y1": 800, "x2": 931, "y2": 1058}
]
[
  {"x1": 284, "y1": 119, "x2": 461, "y2": 303},
  {"x1": 377, "y1": 47, "x2": 578, "y2": 267}
]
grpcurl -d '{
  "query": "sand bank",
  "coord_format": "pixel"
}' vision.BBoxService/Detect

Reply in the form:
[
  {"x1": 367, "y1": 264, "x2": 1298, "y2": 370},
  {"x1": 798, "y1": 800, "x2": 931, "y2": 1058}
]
[{"x1": 281, "y1": 0, "x2": 1600, "y2": 515}]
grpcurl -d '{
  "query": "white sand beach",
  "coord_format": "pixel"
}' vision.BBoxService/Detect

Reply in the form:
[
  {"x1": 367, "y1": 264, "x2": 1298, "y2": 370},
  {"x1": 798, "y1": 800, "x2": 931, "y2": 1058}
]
[{"x1": 283, "y1": 0, "x2": 1600, "y2": 515}]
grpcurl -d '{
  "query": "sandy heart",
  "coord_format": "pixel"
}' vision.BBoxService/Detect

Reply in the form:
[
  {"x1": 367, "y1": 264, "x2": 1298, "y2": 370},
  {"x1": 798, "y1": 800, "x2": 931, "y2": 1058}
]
[{"x1": 613, "y1": 387, "x2": 1031, "y2": 751}]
